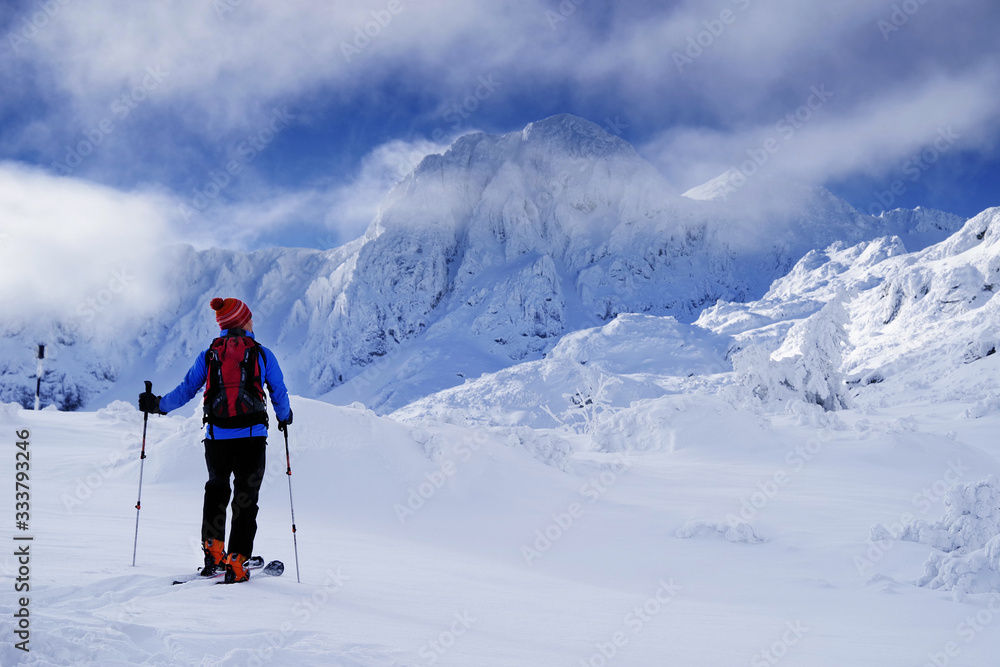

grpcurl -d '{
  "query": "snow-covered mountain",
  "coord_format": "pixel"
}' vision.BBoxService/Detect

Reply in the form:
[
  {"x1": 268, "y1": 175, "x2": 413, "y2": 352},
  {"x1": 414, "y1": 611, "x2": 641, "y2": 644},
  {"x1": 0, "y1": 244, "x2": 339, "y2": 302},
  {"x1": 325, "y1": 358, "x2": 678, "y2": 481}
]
[
  {"x1": 2, "y1": 115, "x2": 966, "y2": 412},
  {"x1": 393, "y1": 205, "x2": 1000, "y2": 437},
  {"x1": 304, "y1": 117, "x2": 964, "y2": 411}
]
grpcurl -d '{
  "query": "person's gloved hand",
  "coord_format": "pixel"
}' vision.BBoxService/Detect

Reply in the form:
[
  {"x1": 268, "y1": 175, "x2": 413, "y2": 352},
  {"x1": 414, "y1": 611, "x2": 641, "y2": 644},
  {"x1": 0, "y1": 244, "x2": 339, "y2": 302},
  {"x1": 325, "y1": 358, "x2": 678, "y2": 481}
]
[
  {"x1": 278, "y1": 409, "x2": 293, "y2": 432},
  {"x1": 138, "y1": 391, "x2": 165, "y2": 415}
]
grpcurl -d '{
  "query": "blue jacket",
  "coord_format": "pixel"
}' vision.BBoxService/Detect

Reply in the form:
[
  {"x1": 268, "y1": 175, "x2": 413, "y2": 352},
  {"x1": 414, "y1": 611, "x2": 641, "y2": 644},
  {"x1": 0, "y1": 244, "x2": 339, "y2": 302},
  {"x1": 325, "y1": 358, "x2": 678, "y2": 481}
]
[{"x1": 159, "y1": 330, "x2": 291, "y2": 440}]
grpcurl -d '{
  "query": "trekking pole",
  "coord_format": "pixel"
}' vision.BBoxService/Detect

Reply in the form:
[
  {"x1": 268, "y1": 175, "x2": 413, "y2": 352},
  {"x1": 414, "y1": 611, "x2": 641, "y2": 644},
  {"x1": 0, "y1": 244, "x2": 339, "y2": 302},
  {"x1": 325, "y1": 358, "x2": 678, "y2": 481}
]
[
  {"x1": 132, "y1": 380, "x2": 152, "y2": 567},
  {"x1": 281, "y1": 424, "x2": 301, "y2": 583}
]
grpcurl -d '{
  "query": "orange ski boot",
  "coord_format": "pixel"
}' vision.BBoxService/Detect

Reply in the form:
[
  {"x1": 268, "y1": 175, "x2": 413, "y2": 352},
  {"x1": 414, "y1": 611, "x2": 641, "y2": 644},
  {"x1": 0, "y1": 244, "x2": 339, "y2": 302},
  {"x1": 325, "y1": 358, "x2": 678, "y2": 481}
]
[
  {"x1": 201, "y1": 539, "x2": 226, "y2": 577},
  {"x1": 223, "y1": 552, "x2": 250, "y2": 583}
]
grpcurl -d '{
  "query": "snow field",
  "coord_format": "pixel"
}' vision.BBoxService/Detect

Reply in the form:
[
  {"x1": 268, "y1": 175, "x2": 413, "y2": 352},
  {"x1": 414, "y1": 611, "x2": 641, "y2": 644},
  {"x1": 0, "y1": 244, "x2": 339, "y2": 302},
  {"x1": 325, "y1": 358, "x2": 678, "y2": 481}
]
[{"x1": 4, "y1": 390, "x2": 1000, "y2": 665}]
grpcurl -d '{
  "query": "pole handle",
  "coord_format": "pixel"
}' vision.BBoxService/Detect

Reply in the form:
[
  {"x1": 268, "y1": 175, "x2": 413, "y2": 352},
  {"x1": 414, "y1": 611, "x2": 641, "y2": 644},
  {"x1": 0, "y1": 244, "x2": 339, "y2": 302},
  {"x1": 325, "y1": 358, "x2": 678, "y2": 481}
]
[{"x1": 144, "y1": 380, "x2": 152, "y2": 393}]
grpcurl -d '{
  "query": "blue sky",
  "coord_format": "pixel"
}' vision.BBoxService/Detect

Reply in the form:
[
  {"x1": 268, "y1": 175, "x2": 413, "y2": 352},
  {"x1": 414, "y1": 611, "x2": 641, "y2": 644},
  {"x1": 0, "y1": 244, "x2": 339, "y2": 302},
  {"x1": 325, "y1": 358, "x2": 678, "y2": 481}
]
[{"x1": 1, "y1": 0, "x2": 999, "y2": 264}]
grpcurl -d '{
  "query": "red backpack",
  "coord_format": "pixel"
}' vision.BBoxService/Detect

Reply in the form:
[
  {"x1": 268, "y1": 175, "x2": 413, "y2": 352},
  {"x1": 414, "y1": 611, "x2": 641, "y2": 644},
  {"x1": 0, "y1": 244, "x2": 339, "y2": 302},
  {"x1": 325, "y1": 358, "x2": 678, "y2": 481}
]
[{"x1": 203, "y1": 329, "x2": 269, "y2": 430}]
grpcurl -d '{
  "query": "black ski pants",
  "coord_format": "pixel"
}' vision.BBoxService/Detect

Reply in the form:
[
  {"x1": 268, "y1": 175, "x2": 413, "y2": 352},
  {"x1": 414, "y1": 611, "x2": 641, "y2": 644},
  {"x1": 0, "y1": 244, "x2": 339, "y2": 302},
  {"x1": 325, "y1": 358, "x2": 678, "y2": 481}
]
[{"x1": 202, "y1": 437, "x2": 266, "y2": 558}]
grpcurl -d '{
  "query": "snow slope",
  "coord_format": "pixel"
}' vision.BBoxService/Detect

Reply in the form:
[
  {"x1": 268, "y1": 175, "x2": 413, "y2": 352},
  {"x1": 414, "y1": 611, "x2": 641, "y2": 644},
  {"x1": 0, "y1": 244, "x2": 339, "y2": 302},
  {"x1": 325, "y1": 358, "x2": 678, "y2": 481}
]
[
  {"x1": 391, "y1": 313, "x2": 731, "y2": 430},
  {"x1": 5, "y1": 385, "x2": 1000, "y2": 665}
]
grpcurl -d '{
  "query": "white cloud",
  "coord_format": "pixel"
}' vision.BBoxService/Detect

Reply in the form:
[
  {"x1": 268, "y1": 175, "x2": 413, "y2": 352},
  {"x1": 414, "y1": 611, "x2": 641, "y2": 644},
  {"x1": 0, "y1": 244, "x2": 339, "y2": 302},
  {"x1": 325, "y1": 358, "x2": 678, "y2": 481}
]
[
  {"x1": 8, "y1": 0, "x2": 1000, "y2": 148},
  {"x1": 164, "y1": 137, "x2": 450, "y2": 251},
  {"x1": 0, "y1": 162, "x2": 174, "y2": 325},
  {"x1": 173, "y1": 188, "x2": 337, "y2": 250},
  {"x1": 321, "y1": 138, "x2": 450, "y2": 243},
  {"x1": 642, "y1": 66, "x2": 1000, "y2": 192},
  {"x1": 9, "y1": 0, "x2": 529, "y2": 137}
]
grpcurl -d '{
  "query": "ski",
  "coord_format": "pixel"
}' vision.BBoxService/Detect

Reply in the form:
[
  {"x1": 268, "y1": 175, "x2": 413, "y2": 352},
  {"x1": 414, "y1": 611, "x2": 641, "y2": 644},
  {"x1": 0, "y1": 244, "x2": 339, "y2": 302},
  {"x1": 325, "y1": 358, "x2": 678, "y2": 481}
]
[
  {"x1": 172, "y1": 557, "x2": 283, "y2": 585},
  {"x1": 213, "y1": 559, "x2": 284, "y2": 585}
]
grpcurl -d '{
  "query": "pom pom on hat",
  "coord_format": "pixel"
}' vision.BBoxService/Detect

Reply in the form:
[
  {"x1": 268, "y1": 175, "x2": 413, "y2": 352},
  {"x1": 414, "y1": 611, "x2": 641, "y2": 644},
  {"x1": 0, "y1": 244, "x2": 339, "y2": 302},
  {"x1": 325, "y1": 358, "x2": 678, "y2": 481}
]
[{"x1": 211, "y1": 297, "x2": 252, "y2": 329}]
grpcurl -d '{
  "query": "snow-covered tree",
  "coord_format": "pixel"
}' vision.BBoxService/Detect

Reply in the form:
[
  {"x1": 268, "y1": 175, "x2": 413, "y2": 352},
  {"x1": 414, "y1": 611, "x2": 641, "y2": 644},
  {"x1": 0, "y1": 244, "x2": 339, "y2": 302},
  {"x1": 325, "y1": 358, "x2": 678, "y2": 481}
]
[
  {"x1": 731, "y1": 291, "x2": 852, "y2": 411},
  {"x1": 542, "y1": 371, "x2": 622, "y2": 434},
  {"x1": 731, "y1": 343, "x2": 783, "y2": 405},
  {"x1": 783, "y1": 291, "x2": 852, "y2": 411}
]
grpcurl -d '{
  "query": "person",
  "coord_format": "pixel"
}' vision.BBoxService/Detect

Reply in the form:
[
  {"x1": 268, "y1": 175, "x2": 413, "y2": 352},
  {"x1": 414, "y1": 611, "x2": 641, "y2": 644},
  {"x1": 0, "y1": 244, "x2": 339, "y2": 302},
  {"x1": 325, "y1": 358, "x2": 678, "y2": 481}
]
[{"x1": 138, "y1": 297, "x2": 292, "y2": 583}]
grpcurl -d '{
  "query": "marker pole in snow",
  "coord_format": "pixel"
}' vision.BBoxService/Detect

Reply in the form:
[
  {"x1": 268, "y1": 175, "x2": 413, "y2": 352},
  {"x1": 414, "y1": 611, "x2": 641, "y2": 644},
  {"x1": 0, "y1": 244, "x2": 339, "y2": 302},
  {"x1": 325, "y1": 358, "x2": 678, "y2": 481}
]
[
  {"x1": 132, "y1": 380, "x2": 152, "y2": 567},
  {"x1": 33, "y1": 344, "x2": 44, "y2": 410},
  {"x1": 281, "y1": 424, "x2": 301, "y2": 583}
]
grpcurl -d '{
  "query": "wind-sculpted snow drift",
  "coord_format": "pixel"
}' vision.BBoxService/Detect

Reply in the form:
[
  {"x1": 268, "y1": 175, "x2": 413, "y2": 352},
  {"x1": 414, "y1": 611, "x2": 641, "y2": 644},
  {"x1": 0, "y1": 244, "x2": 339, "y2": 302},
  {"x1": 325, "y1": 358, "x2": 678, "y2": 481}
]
[
  {"x1": 884, "y1": 475, "x2": 1000, "y2": 600},
  {"x1": 2, "y1": 115, "x2": 967, "y2": 411}
]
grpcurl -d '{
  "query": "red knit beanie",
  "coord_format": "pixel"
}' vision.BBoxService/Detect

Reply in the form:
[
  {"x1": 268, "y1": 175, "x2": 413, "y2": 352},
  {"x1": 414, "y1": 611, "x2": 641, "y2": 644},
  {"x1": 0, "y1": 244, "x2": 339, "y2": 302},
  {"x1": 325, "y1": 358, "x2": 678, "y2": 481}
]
[{"x1": 210, "y1": 297, "x2": 252, "y2": 330}]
